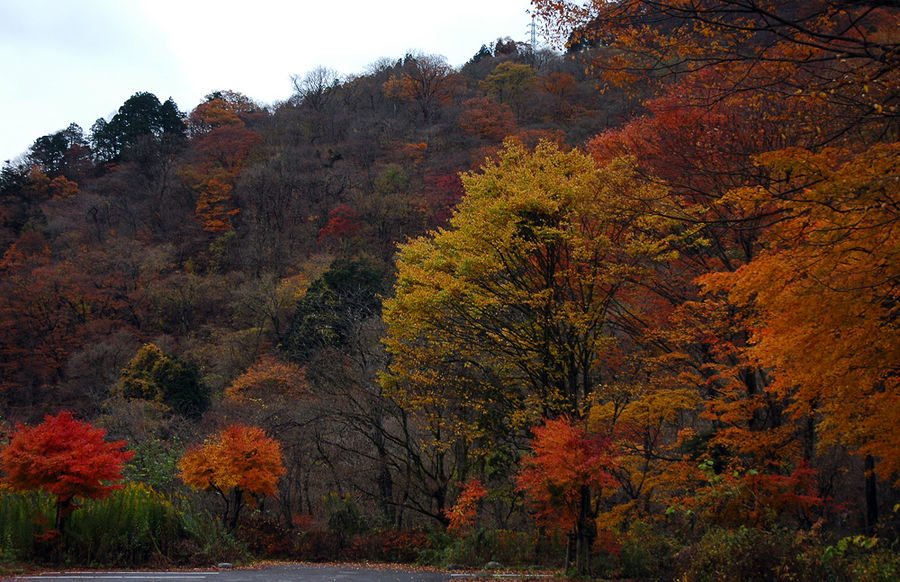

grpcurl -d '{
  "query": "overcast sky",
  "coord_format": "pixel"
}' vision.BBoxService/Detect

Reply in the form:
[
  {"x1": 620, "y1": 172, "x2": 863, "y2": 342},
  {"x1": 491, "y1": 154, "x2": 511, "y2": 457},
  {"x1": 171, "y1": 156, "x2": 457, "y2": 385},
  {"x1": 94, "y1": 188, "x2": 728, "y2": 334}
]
[{"x1": 1, "y1": 0, "x2": 539, "y2": 164}]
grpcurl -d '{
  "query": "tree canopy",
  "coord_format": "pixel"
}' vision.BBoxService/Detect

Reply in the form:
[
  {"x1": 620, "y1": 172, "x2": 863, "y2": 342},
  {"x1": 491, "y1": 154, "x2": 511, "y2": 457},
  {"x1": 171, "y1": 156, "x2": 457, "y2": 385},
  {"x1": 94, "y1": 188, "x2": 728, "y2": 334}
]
[
  {"x1": 1, "y1": 11, "x2": 899, "y2": 574},
  {"x1": 1, "y1": 411, "x2": 133, "y2": 527},
  {"x1": 178, "y1": 424, "x2": 284, "y2": 529}
]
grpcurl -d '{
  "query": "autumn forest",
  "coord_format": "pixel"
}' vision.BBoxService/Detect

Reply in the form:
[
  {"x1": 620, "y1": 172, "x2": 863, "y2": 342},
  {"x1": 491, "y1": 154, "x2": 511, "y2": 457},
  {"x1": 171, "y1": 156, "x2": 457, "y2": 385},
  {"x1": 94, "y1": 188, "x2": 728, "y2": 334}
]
[{"x1": 1, "y1": 1, "x2": 899, "y2": 580}]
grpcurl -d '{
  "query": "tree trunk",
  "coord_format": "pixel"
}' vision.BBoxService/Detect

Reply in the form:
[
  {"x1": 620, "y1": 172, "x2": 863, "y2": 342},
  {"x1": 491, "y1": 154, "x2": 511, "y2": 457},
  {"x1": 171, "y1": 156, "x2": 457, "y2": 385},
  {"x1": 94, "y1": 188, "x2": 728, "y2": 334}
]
[
  {"x1": 377, "y1": 455, "x2": 395, "y2": 525},
  {"x1": 228, "y1": 488, "x2": 244, "y2": 531},
  {"x1": 55, "y1": 496, "x2": 75, "y2": 558},
  {"x1": 574, "y1": 484, "x2": 596, "y2": 576},
  {"x1": 373, "y1": 415, "x2": 396, "y2": 526},
  {"x1": 865, "y1": 455, "x2": 878, "y2": 534}
]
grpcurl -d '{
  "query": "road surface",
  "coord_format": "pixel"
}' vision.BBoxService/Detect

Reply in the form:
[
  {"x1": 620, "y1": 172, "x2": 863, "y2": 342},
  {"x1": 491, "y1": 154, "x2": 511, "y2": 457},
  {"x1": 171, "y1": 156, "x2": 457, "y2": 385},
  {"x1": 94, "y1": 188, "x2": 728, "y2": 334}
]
[{"x1": 7, "y1": 564, "x2": 470, "y2": 582}]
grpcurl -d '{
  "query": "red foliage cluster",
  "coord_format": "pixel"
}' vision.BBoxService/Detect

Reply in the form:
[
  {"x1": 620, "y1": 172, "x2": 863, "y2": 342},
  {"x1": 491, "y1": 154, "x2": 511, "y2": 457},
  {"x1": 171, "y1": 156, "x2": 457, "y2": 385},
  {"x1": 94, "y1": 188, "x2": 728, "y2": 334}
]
[
  {"x1": 517, "y1": 417, "x2": 618, "y2": 532},
  {"x1": 686, "y1": 462, "x2": 830, "y2": 528},
  {"x1": 0, "y1": 411, "x2": 133, "y2": 512},
  {"x1": 318, "y1": 204, "x2": 363, "y2": 243}
]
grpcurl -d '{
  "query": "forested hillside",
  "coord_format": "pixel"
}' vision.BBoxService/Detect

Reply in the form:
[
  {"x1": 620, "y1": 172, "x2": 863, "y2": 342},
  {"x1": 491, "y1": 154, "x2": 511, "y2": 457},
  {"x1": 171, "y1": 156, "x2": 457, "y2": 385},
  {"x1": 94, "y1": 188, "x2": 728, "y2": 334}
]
[{"x1": 2, "y1": 1, "x2": 899, "y2": 579}]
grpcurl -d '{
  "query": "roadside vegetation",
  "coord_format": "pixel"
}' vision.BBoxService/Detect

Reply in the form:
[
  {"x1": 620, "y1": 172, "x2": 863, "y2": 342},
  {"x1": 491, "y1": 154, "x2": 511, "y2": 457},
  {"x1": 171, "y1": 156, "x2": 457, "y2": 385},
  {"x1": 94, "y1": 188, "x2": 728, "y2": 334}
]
[{"x1": 2, "y1": 1, "x2": 900, "y2": 580}]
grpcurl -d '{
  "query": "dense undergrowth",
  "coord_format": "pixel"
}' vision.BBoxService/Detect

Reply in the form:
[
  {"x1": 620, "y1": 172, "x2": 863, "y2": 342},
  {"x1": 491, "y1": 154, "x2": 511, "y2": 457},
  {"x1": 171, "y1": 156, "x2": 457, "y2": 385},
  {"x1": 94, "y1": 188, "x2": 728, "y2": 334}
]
[
  {"x1": 2, "y1": 1, "x2": 900, "y2": 580},
  {"x1": 3, "y1": 484, "x2": 899, "y2": 581}
]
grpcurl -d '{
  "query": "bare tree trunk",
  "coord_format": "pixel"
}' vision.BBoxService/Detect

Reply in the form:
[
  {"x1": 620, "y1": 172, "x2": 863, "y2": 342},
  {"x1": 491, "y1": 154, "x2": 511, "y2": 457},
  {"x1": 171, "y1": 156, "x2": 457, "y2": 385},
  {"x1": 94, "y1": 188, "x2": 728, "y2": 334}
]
[
  {"x1": 574, "y1": 485, "x2": 596, "y2": 576},
  {"x1": 228, "y1": 488, "x2": 244, "y2": 531},
  {"x1": 865, "y1": 455, "x2": 878, "y2": 534},
  {"x1": 564, "y1": 532, "x2": 575, "y2": 573}
]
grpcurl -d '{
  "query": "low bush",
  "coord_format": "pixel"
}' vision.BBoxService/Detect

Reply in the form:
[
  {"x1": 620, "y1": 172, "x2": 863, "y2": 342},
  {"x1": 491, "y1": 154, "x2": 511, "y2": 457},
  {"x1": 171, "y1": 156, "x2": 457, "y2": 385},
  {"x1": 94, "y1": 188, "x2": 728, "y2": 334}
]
[
  {"x1": 1, "y1": 483, "x2": 216, "y2": 567},
  {"x1": 348, "y1": 529, "x2": 430, "y2": 563},
  {"x1": 325, "y1": 493, "x2": 368, "y2": 546},
  {"x1": 177, "y1": 498, "x2": 249, "y2": 565},
  {"x1": 676, "y1": 526, "x2": 900, "y2": 582},
  {"x1": 619, "y1": 521, "x2": 680, "y2": 580},
  {"x1": 236, "y1": 513, "x2": 296, "y2": 559},
  {"x1": 294, "y1": 530, "x2": 342, "y2": 561},
  {"x1": 417, "y1": 528, "x2": 564, "y2": 569},
  {"x1": 679, "y1": 526, "x2": 810, "y2": 581},
  {"x1": 820, "y1": 535, "x2": 900, "y2": 582},
  {"x1": 65, "y1": 482, "x2": 183, "y2": 566},
  {"x1": 0, "y1": 489, "x2": 55, "y2": 563}
]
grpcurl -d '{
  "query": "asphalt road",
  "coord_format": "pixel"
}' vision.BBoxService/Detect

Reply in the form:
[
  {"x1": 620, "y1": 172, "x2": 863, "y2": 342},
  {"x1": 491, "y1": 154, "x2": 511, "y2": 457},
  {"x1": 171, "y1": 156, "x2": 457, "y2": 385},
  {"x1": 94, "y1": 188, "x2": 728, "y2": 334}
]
[{"x1": 8, "y1": 564, "x2": 467, "y2": 582}]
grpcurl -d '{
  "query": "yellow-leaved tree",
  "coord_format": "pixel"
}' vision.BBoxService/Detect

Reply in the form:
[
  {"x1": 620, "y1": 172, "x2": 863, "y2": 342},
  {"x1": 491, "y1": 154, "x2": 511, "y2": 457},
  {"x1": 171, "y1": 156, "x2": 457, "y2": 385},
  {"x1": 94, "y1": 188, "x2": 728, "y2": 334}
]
[{"x1": 380, "y1": 139, "x2": 677, "y2": 573}]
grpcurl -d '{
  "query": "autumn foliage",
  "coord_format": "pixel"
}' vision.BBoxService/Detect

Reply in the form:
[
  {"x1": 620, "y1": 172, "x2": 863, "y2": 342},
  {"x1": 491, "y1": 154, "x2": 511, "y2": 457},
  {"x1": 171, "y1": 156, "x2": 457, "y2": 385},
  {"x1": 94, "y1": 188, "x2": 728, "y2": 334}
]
[
  {"x1": 517, "y1": 417, "x2": 618, "y2": 533},
  {"x1": 1, "y1": 4, "x2": 900, "y2": 573},
  {"x1": 317, "y1": 204, "x2": 363, "y2": 245},
  {"x1": 383, "y1": 53, "x2": 461, "y2": 122},
  {"x1": 224, "y1": 353, "x2": 307, "y2": 403},
  {"x1": 179, "y1": 424, "x2": 284, "y2": 497},
  {"x1": 180, "y1": 96, "x2": 262, "y2": 232},
  {"x1": 178, "y1": 424, "x2": 284, "y2": 528},
  {"x1": 702, "y1": 144, "x2": 900, "y2": 482},
  {"x1": 444, "y1": 478, "x2": 487, "y2": 532},
  {"x1": 0, "y1": 411, "x2": 133, "y2": 525}
]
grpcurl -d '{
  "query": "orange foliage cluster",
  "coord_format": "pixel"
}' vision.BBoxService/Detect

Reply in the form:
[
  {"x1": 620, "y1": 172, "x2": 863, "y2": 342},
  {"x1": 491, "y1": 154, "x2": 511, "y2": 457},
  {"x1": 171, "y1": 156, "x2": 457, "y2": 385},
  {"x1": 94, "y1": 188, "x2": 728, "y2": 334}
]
[
  {"x1": 225, "y1": 354, "x2": 308, "y2": 403},
  {"x1": 458, "y1": 97, "x2": 516, "y2": 141},
  {"x1": 518, "y1": 0, "x2": 900, "y2": 537},
  {"x1": 444, "y1": 478, "x2": 487, "y2": 532},
  {"x1": 178, "y1": 424, "x2": 284, "y2": 500},
  {"x1": 180, "y1": 97, "x2": 262, "y2": 233}
]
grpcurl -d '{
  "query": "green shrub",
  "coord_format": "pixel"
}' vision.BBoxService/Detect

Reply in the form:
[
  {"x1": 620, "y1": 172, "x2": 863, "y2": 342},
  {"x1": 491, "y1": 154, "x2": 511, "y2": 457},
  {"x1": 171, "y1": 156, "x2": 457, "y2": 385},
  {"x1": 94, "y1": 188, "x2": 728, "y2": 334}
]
[
  {"x1": 65, "y1": 482, "x2": 183, "y2": 566},
  {"x1": 680, "y1": 526, "x2": 802, "y2": 582},
  {"x1": 620, "y1": 521, "x2": 679, "y2": 580},
  {"x1": 821, "y1": 536, "x2": 900, "y2": 582},
  {"x1": 417, "y1": 528, "x2": 563, "y2": 569},
  {"x1": 325, "y1": 493, "x2": 368, "y2": 544},
  {"x1": 850, "y1": 548, "x2": 900, "y2": 582},
  {"x1": 0, "y1": 489, "x2": 55, "y2": 562},
  {"x1": 177, "y1": 497, "x2": 249, "y2": 565},
  {"x1": 0, "y1": 484, "x2": 256, "y2": 568},
  {"x1": 123, "y1": 438, "x2": 183, "y2": 495},
  {"x1": 415, "y1": 529, "x2": 454, "y2": 566},
  {"x1": 679, "y1": 529, "x2": 900, "y2": 582}
]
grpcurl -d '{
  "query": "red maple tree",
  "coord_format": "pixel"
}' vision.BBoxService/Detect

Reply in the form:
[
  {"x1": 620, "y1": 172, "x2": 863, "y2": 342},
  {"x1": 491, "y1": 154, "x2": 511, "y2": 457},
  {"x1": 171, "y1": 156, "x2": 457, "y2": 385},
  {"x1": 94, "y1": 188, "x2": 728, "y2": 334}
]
[
  {"x1": 0, "y1": 411, "x2": 134, "y2": 528},
  {"x1": 517, "y1": 417, "x2": 618, "y2": 573},
  {"x1": 444, "y1": 478, "x2": 487, "y2": 532}
]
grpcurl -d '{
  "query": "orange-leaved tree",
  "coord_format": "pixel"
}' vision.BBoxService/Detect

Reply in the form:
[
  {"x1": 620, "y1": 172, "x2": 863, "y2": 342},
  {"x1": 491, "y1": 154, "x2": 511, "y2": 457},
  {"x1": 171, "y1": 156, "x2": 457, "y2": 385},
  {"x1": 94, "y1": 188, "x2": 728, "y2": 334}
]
[
  {"x1": 534, "y1": 0, "x2": 899, "y2": 143},
  {"x1": 701, "y1": 143, "x2": 900, "y2": 530},
  {"x1": 180, "y1": 94, "x2": 262, "y2": 233},
  {"x1": 224, "y1": 353, "x2": 307, "y2": 405},
  {"x1": 517, "y1": 417, "x2": 618, "y2": 575},
  {"x1": 382, "y1": 53, "x2": 461, "y2": 123},
  {"x1": 179, "y1": 424, "x2": 284, "y2": 529},
  {"x1": 0, "y1": 411, "x2": 133, "y2": 531},
  {"x1": 444, "y1": 478, "x2": 487, "y2": 533}
]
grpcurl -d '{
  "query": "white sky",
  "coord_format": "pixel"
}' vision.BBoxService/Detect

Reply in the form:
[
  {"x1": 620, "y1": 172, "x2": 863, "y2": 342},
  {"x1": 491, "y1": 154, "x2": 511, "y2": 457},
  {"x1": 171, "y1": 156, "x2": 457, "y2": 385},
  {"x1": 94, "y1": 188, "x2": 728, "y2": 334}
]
[{"x1": 0, "y1": 0, "x2": 538, "y2": 164}]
